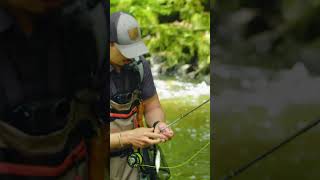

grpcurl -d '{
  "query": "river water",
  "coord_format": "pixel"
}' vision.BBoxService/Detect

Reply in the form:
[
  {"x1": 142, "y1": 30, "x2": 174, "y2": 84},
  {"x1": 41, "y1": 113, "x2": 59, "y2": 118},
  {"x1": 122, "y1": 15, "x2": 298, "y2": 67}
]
[
  {"x1": 153, "y1": 72, "x2": 210, "y2": 179},
  {"x1": 213, "y1": 63, "x2": 320, "y2": 180}
]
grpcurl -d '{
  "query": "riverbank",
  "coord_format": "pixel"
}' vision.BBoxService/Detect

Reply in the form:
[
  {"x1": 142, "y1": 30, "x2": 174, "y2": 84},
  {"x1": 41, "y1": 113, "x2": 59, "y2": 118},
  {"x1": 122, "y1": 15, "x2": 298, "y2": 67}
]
[{"x1": 150, "y1": 57, "x2": 211, "y2": 86}]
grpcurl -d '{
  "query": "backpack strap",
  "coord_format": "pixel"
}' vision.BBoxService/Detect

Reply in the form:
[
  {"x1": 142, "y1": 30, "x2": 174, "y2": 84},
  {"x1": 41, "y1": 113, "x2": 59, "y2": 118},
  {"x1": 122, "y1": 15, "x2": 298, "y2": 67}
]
[{"x1": 137, "y1": 56, "x2": 145, "y2": 84}]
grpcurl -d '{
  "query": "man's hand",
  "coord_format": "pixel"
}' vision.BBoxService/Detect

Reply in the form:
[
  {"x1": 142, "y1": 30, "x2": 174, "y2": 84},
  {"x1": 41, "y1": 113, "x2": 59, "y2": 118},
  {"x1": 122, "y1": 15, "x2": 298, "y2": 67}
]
[
  {"x1": 122, "y1": 127, "x2": 166, "y2": 149},
  {"x1": 154, "y1": 122, "x2": 174, "y2": 141}
]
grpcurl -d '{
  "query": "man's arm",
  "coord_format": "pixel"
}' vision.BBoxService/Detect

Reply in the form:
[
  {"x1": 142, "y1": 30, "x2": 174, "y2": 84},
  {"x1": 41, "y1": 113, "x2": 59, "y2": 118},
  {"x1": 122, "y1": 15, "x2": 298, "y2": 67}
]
[
  {"x1": 143, "y1": 94, "x2": 165, "y2": 127},
  {"x1": 143, "y1": 94, "x2": 174, "y2": 140}
]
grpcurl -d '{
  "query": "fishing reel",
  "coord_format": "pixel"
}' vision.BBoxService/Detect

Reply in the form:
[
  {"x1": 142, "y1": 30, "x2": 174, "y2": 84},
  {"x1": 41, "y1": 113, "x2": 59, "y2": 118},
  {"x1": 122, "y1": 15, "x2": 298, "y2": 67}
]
[
  {"x1": 127, "y1": 147, "x2": 171, "y2": 179},
  {"x1": 127, "y1": 151, "x2": 143, "y2": 168}
]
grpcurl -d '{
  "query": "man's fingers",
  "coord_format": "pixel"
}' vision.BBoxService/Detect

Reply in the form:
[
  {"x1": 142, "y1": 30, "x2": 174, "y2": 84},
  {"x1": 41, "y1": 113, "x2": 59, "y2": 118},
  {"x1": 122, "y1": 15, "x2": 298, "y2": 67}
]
[
  {"x1": 162, "y1": 129, "x2": 174, "y2": 140},
  {"x1": 158, "y1": 124, "x2": 167, "y2": 132},
  {"x1": 143, "y1": 137, "x2": 162, "y2": 145},
  {"x1": 154, "y1": 128, "x2": 160, "y2": 134},
  {"x1": 145, "y1": 128, "x2": 156, "y2": 132},
  {"x1": 142, "y1": 128, "x2": 157, "y2": 135},
  {"x1": 167, "y1": 129, "x2": 174, "y2": 136},
  {"x1": 144, "y1": 132, "x2": 165, "y2": 139},
  {"x1": 132, "y1": 142, "x2": 145, "y2": 149}
]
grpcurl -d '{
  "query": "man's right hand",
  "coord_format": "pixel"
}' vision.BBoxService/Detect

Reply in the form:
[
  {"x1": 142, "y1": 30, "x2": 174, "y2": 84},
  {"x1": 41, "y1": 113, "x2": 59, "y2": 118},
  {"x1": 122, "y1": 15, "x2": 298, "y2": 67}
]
[{"x1": 122, "y1": 127, "x2": 166, "y2": 149}]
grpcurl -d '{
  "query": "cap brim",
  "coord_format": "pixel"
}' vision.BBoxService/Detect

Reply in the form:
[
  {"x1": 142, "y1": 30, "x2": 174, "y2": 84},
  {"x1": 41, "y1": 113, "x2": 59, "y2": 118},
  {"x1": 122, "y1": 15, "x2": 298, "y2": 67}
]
[{"x1": 115, "y1": 41, "x2": 149, "y2": 59}]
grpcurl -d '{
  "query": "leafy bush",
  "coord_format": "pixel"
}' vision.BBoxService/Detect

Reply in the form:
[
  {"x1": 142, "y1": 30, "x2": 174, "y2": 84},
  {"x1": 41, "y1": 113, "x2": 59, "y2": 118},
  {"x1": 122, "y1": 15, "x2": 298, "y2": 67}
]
[{"x1": 111, "y1": 0, "x2": 210, "y2": 74}]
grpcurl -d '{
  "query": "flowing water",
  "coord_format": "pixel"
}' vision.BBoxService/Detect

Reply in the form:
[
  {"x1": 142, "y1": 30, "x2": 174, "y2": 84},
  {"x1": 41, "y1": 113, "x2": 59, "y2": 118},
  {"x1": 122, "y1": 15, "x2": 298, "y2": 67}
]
[
  {"x1": 213, "y1": 63, "x2": 320, "y2": 180},
  {"x1": 154, "y1": 76, "x2": 210, "y2": 179}
]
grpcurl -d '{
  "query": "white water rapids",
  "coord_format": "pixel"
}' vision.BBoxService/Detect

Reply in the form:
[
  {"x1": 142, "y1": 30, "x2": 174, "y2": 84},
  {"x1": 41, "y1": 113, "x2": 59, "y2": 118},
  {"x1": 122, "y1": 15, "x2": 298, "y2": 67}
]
[{"x1": 151, "y1": 63, "x2": 210, "y2": 100}]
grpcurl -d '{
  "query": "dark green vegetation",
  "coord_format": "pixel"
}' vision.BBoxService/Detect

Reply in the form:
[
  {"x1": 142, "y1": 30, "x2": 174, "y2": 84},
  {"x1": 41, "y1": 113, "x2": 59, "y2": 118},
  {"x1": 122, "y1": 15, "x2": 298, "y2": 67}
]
[
  {"x1": 111, "y1": 0, "x2": 210, "y2": 80},
  {"x1": 213, "y1": 0, "x2": 320, "y2": 73}
]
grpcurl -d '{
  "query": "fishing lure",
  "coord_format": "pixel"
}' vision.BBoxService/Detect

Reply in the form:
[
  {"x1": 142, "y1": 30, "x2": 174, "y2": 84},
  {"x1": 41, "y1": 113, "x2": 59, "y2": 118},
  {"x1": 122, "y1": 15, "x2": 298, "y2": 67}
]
[{"x1": 155, "y1": 149, "x2": 161, "y2": 173}]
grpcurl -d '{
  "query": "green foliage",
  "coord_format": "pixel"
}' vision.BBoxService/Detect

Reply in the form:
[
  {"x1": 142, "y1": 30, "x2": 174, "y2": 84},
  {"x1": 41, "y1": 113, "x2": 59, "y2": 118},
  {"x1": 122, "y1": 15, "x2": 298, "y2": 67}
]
[{"x1": 111, "y1": 0, "x2": 210, "y2": 74}]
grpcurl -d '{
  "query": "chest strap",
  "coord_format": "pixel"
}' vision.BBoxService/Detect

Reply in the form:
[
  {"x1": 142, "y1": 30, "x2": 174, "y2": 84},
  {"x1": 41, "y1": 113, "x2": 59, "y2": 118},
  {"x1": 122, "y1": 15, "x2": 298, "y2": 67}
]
[{"x1": 110, "y1": 106, "x2": 138, "y2": 120}]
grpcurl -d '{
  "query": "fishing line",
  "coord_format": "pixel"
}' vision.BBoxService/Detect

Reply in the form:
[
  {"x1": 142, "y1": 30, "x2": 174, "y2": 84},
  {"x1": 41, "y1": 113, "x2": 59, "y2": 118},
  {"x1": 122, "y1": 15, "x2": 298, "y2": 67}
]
[
  {"x1": 220, "y1": 118, "x2": 320, "y2": 180},
  {"x1": 140, "y1": 141, "x2": 210, "y2": 169}
]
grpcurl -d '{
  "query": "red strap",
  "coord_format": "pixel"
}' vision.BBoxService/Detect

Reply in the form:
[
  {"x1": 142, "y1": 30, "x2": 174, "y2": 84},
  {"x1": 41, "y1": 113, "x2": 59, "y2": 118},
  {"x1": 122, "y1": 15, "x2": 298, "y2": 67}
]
[
  {"x1": 0, "y1": 140, "x2": 87, "y2": 177},
  {"x1": 110, "y1": 106, "x2": 137, "y2": 119},
  {"x1": 133, "y1": 116, "x2": 139, "y2": 128}
]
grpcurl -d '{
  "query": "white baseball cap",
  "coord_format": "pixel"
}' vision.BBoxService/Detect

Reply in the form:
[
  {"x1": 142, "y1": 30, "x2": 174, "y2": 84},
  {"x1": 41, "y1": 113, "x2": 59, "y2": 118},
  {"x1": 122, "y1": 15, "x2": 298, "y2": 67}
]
[{"x1": 110, "y1": 12, "x2": 148, "y2": 59}]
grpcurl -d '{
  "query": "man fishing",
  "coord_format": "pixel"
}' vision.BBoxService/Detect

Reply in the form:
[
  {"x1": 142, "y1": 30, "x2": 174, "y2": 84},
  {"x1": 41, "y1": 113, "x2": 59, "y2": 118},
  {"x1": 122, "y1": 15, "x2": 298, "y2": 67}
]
[
  {"x1": 0, "y1": 0, "x2": 107, "y2": 179},
  {"x1": 110, "y1": 12, "x2": 174, "y2": 180}
]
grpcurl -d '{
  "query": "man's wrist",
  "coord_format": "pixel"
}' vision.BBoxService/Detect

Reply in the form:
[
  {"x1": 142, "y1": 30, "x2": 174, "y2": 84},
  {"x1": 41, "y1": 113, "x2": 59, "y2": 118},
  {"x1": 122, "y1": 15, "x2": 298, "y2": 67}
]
[
  {"x1": 118, "y1": 133, "x2": 124, "y2": 148},
  {"x1": 119, "y1": 131, "x2": 130, "y2": 146},
  {"x1": 152, "y1": 121, "x2": 161, "y2": 129}
]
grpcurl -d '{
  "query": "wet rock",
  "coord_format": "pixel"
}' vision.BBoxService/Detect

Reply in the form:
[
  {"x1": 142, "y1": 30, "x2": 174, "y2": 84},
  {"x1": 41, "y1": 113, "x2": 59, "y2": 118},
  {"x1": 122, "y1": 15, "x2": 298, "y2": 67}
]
[
  {"x1": 187, "y1": 71, "x2": 199, "y2": 79},
  {"x1": 152, "y1": 55, "x2": 165, "y2": 64},
  {"x1": 177, "y1": 64, "x2": 192, "y2": 76}
]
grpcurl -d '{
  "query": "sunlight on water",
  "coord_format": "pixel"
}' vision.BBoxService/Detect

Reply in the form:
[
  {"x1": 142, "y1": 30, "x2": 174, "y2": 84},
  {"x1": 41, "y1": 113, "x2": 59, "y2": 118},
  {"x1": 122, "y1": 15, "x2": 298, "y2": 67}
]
[{"x1": 155, "y1": 80, "x2": 210, "y2": 100}]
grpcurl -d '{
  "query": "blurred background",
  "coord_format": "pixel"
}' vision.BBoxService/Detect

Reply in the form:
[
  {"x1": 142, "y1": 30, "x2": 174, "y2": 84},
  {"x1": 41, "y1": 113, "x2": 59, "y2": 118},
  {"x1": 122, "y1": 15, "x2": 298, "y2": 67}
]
[
  {"x1": 213, "y1": 0, "x2": 320, "y2": 180},
  {"x1": 111, "y1": 0, "x2": 210, "y2": 179}
]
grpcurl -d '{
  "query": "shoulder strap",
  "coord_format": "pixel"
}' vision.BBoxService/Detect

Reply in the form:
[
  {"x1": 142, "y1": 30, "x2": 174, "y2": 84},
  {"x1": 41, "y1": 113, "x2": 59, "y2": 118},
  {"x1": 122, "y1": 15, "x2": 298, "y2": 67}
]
[{"x1": 137, "y1": 56, "x2": 145, "y2": 83}]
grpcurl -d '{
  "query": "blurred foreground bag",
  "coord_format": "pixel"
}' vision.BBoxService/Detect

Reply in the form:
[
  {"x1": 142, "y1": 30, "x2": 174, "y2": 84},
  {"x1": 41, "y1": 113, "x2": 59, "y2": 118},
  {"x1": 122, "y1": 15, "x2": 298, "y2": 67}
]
[{"x1": 0, "y1": 1, "x2": 107, "y2": 179}]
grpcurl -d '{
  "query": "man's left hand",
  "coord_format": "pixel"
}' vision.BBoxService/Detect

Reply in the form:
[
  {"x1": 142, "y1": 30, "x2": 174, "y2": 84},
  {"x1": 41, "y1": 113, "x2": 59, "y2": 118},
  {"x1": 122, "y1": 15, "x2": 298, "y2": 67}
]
[{"x1": 154, "y1": 122, "x2": 174, "y2": 141}]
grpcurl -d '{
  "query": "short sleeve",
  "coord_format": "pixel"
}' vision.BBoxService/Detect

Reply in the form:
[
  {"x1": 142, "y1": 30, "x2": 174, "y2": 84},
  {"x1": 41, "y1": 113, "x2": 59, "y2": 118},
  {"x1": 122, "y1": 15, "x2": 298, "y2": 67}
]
[{"x1": 141, "y1": 59, "x2": 157, "y2": 100}]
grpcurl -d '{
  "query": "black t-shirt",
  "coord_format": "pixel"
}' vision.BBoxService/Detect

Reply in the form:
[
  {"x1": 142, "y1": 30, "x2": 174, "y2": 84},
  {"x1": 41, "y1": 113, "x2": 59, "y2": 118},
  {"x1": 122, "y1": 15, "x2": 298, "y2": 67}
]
[{"x1": 110, "y1": 59, "x2": 157, "y2": 101}]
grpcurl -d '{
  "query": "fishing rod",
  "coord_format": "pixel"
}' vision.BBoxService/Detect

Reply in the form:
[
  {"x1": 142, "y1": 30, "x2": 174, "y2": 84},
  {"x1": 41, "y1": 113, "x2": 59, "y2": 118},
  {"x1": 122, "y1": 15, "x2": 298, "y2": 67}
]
[
  {"x1": 160, "y1": 99, "x2": 210, "y2": 132},
  {"x1": 220, "y1": 118, "x2": 320, "y2": 180}
]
